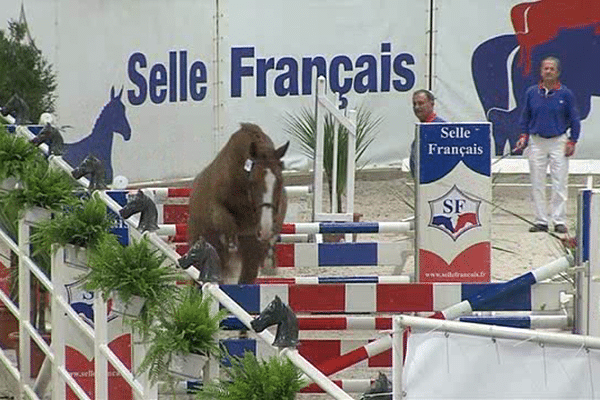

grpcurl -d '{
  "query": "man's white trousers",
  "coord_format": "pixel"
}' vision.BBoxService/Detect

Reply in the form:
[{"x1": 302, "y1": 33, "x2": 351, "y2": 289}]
[{"x1": 527, "y1": 134, "x2": 568, "y2": 226}]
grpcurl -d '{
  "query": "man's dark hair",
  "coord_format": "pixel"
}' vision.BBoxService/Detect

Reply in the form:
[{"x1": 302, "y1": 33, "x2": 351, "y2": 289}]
[{"x1": 413, "y1": 89, "x2": 435, "y2": 102}]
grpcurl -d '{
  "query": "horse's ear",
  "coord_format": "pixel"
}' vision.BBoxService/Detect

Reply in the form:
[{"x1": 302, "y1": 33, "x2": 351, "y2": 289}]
[
  {"x1": 275, "y1": 141, "x2": 290, "y2": 159},
  {"x1": 110, "y1": 86, "x2": 124, "y2": 100}
]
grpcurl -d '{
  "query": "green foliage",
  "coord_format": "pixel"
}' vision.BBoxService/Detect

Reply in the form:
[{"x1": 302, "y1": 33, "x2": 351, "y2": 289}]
[
  {"x1": 30, "y1": 193, "x2": 116, "y2": 253},
  {"x1": 138, "y1": 284, "x2": 226, "y2": 385},
  {"x1": 84, "y1": 235, "x2": 179, "y2": 305},
  {"x1": 0, "y1": 125, "x2": 45, "y2": 181},
  {"x1": 195, "y1": 351, "x2": 303, "y2": 400},
  {"x1": 6, "y1": 161, "x2": 76, "y2": 211},
  {"x1": 283, "y1": 104, "x2": 382, "y2": 212},
  {"x1": 0, "y1": 20, "x2": 56, "y2": 121}
]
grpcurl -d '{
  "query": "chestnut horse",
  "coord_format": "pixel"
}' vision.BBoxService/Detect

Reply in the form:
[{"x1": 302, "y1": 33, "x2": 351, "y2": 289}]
[{"x1": 187, "y1": 123, "x2": 288, "y2": 284}]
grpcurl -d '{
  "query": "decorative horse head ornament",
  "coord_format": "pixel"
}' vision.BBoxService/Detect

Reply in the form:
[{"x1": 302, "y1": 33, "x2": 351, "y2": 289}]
[
  {"x1": 30, "y1": 123, "x2": 65, "y2": 155},
  {"x1": 178, "y1": 237, "x2": 222, "y2": 283},
  {"x1": 71, "y1": 155, "x2": 107, "y2": 191},
  {"x1": 119, "y1": 190, "x2": 159, "y2": 232},
  {"x1": 360, "y1": 372, "x2": 392, "y2": 400},
  {"x1": 250, "y1": 295, "x2": 298, "y2": 348},
  {"x1": 0, "y1": 94, "x2": 30, "y2": 124}
]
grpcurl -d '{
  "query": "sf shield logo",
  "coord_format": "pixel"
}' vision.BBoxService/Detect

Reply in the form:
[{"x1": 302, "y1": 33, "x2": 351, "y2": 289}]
[
  {"x1": 428, "y1": 185, "x2": 481, "y2": 240},
  {"x1": 66, "y1": 279, "x2": 117, "y2": 326}
]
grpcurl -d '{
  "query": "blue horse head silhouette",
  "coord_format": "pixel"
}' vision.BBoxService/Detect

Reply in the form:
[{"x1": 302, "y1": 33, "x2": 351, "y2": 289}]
[
  {"x1": 472, "y1": 12, "x2": 600, "y2": 156},
  {"x1": 63, "y1": 87, "x2": 131, "y2": 183}
]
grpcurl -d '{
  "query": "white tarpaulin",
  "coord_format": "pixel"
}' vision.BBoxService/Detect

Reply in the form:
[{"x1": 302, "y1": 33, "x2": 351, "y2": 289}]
[{"x1": 404, "y1": 330, "x2": 600, "y2": 399}]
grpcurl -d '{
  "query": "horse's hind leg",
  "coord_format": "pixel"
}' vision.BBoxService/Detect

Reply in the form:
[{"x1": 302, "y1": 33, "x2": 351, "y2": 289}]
[{"x1": 237, "y1": 235, "x2": 268, "y2": 284}]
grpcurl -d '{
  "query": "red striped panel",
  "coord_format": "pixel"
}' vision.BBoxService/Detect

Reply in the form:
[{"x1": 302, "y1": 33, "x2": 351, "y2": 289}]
[
  {"x1": 175, "y1": 224, "x2": 187, "y2": 236},
  {"x1": 171, "y1": 235, "x2": 187, "y2": 243},
  {"x1": 317, "y1": 345, "x2": 369, "y2": 376},
  {"x1": 300, "y1": 380, "x2": 344, "y2": 393},
  {"x1": 254, "y1": 278, "x2": 296, "y2": 284},
  {"x1": 275, "y1": 243, "x2": 294, "y2": 268},
  {"x1": 280, "y1": 223, "x2": 296, "y2": 234},
  {"x1": 298, "y1": 317, "x2": 349, "y2": 330},
  {"x1": 167, "y1": 188, "x2": 192, "y2": 197},
  {"x1": 163, "y1": 204, "x2": 189, "y2": 224},
  {"x1": 289, "y1": 284, "x2": 345, "y2": 312},
  {"x1": 298, "y1": 339, "x2": 341, "y2": 366},
  {"x1": 376, "y1": 283, "x2": 434, "y2": 312},
  {"x1": 175, "y1": 244, "x2": 189, "y2": 256},
  {"x1": 375, "y1": 317, "x2": 392, "y2": 330},
  {"x1": 367, "y1": 343, "x2": 391, "y2": 367}
]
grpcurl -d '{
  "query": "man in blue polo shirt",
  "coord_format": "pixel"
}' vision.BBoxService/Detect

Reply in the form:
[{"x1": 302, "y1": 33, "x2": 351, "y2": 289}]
[
  {"x1": 515, "y1": 56, "x2": 580, "y2": 234},
  {"x1": 410, "y1": 89, "x2": 446, "y2": 179}
]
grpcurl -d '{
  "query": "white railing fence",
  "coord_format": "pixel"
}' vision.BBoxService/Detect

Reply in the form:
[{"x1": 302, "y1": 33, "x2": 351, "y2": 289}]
[{"x1": 1, "y1": 123, "x2": 356, "y2": 399}]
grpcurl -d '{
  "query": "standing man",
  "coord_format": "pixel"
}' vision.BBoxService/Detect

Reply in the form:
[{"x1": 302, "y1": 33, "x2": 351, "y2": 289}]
[
  {"x1": 515, "y1": 56, "x2": 580, "y2": 234},
  {"x1": 410, "y1": 89, "x2": 446, "y2": 178}
]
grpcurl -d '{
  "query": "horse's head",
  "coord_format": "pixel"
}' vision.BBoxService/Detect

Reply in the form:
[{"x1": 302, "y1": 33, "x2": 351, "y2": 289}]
[
  {"x1": 30, "y1": 123, "x2": 64, "y2": 155},
  {"x1": 72, "y1": 155, "x2": 107, "y2": 190},
  {"x1": 178, "y1": 237, "x2": 222, "y2": 283},
  {"x1": 245, "y1": 139, "x2": 289, "y2": 242},
  {"x1": 106, "y1": 87, "x2": 132, "y2": 141},
  {"x1": 1, "y1": 94, "x2": 30, "y2": 124},
  {"x1": 250, "y1": 295, "x2": 285, "y2": 333},
  {"x1": 119, "y1": 190, "x2": 146, "y2": 219},
  {"x1": 361, "y1": 372, "x2": 392, "y2": 399}
]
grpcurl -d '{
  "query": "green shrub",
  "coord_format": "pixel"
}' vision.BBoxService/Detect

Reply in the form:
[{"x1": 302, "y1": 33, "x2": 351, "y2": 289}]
[
  {"x1": 195, "y1": 351, "x2": 303, "y2": 400},
  {"x1": 0, "y1": 124, "x2": 46, "y2": 182},
  {"x1": 30, "y1": 193, "x2": 116, "y2": 251},
  {"x1": 138, "y1": 284, "x2": 226, "y2": 385}
]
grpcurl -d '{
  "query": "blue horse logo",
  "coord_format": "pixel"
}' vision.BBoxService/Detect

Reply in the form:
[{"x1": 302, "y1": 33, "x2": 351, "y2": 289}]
[
  {"x1": 472, "y1": 1, "x2": 600, "y2": 156},
  {"x1": 63, "y1": 86, "x2": 131, "y2": 183}
]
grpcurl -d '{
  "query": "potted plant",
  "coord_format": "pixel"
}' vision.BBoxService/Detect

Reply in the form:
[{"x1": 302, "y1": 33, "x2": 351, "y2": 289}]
[
  {"x1": 194, "y1": 351, "x2": 303, "y2": 400},
  {"x1": 0, "y1": 124, "x2": 46, "y2": 190},
  {"x1": 30, "y1": 193, "x2": 116, "y2": 255},
  {"x1": 283, "y1": 104, "x2": 382, "y2": 212},
  {"x1": 83, "y1": 234, "x2": 180, "y2": 323},
  {"x1": 138, "y1": 284, "x2": 226, "y2": 388}
]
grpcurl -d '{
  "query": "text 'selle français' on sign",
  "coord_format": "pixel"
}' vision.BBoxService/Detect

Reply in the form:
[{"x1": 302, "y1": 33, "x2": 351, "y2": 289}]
[{"x1": 416, "y1": 123, "x2": 491, "y2": 283}]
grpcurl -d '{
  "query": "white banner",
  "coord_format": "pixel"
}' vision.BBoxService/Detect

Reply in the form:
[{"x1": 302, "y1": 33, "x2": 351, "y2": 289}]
[
  {"x1": 404, "y1": 330, "x2": 600, "y2": 399},
  {"x1": 2, "y1": 0, "x2": 599, "y2": 183}
]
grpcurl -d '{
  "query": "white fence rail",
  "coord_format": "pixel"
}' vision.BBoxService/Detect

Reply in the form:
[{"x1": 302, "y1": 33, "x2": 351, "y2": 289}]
[{"x1": 1, "y1": 123, "x2": 355, "y2": 399}]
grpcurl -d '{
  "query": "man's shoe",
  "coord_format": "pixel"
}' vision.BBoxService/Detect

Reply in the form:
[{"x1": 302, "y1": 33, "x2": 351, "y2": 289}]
[
  {"x1": 554, "y1": 224, "x2": 568, "y2": 234},
  {"x1": 529, "y1": 224, "x2": 548, "y2": 232}
]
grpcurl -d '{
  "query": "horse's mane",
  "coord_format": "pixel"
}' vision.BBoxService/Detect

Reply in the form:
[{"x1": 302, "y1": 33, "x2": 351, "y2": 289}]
[{"x1": 89, "y1": 98, "x2": 115, "y2": 134}]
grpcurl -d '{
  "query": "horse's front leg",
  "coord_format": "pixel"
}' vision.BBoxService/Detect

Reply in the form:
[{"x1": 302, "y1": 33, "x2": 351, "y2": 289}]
[{"x1": 237, "y1": 235, "x2": 269, "y2": 284}]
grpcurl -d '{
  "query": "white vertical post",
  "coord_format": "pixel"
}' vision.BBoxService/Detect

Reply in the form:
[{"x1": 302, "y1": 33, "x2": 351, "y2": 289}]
[
  {"x1": 51, "y1": 246, "x2": 66, "y2": 400},
  {"x1": 313, "y1": 76, "x2": 326, "y2": 218},
  {"x1": 204, "y1": 296, "x2": 220, "y2": 383},
  {"x1": 133, "y1": 332, "x2": 157, "y2": 400},
  {"x1": 332, "y1": 116, "x2": 339, "y2": 214},
  {"x1": 94, "y1": 294, "x2": 108, "y2": 400},
  {"x1": 18, "y1": 213, "x2": 33, "y2": 388},
  {"x1": 392, "y1": 316, "x2": 404, "y2": 400},
  {"x1": 345, "y1": 109, "x2": 357, "y2": 242},
  {"x1": 586, "y1": 190, "x2": 600, "y2": 336}
]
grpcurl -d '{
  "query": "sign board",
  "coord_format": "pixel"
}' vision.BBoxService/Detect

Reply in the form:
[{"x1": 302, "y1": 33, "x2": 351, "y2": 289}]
[{"x1": 415, "y1": 123, "x2": 491, "y2": 282}]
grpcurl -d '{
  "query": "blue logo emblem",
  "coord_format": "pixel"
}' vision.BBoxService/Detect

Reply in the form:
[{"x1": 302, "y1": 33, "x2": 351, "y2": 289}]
[
  {"x1": 65, "y1": 279, "x2": 117, "y2": 326},
  {"x1": 428, "y1": 185, "x2": 481, "y2": 240}
]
